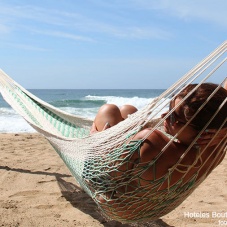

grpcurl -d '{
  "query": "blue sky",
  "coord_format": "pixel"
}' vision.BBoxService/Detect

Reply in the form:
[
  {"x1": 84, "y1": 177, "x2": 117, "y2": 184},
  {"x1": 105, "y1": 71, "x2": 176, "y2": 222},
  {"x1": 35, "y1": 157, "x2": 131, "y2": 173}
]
[{"x1": 0, "y1": 0, "x2": 226, "y2": 89}]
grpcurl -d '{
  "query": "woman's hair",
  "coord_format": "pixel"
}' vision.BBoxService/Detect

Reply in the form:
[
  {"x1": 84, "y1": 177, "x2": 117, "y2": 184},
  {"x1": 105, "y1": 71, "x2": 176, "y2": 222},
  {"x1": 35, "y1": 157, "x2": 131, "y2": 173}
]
[{"x1": 176, "y1": 83, "x2": 227, "y2": 130}]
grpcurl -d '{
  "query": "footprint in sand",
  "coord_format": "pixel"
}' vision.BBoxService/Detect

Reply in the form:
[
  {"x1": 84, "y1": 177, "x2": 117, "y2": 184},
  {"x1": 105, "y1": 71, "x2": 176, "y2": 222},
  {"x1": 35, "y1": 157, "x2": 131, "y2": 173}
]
[{"x1": 9, "y1": 190, "x2": 42, "y2": 198}]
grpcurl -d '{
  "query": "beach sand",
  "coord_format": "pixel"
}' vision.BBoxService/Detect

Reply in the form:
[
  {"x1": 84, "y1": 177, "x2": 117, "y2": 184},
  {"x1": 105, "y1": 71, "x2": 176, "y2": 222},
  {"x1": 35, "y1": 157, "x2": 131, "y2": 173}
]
[{"x1": 0, "y1": 133, "x2": 226, "y2": 227}]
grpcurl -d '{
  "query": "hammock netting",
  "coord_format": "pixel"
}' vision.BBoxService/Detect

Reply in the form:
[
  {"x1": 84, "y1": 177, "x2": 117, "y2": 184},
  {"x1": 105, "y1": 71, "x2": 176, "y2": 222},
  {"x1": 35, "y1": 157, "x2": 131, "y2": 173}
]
[{"x1": 0, "y1": 41, "x2": 227, "y2": 223}]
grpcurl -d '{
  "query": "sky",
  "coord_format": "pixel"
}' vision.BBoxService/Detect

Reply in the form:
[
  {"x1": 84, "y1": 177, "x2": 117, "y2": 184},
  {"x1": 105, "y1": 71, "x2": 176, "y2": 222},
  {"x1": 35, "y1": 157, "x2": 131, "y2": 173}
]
[{"x1": 0, "y1": 0, "x2": 226, "y2": 89}]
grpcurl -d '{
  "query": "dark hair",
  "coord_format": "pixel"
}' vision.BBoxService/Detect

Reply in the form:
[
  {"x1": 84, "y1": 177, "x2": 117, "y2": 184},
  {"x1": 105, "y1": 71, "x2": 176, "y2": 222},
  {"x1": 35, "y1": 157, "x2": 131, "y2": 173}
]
[{"x1": 176, "y1": 83, "x2": 227, "y2": 130}]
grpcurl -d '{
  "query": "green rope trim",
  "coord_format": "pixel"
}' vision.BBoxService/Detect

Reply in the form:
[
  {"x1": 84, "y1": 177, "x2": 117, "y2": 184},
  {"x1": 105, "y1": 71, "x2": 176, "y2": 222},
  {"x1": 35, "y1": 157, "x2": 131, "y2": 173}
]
[{"x1": 11, "y1": 86, "x2": 89, "y2": 138}]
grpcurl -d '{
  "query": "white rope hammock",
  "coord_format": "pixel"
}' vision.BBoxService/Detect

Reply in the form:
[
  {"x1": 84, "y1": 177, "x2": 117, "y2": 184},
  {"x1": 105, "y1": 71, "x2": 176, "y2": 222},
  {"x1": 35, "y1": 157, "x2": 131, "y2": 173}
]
[{"x1": 0, "y1": 41, "x2": 226, "y2": 223}]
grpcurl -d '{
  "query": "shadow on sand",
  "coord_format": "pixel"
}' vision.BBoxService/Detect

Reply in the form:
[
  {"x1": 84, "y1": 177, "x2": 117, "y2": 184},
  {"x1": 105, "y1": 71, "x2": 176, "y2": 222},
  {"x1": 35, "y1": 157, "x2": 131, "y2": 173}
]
[{"x1": 56, "y1": 177, "x2": 174, "y2": 227}]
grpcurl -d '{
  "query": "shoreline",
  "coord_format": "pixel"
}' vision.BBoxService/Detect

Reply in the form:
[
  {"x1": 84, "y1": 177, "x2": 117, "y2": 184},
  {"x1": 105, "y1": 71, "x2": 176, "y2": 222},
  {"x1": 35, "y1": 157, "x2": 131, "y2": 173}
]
[{"x1": 0, "y1": 133, "x2": 226, "y2": 226}]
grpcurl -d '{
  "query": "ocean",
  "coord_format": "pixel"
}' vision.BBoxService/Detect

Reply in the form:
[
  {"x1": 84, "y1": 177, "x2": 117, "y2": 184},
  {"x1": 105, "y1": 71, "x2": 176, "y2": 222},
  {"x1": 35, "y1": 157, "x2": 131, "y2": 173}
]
[{"x1": 0, "y1": 89, "x2": 166, "y2": 133}]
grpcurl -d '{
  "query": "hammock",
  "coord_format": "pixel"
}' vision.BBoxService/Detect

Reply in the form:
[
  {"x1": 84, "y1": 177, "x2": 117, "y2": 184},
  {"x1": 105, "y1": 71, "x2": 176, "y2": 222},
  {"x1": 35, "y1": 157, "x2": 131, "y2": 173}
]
[{"x1": 0, "y1": 41, "x2": 227, "y2": 223}]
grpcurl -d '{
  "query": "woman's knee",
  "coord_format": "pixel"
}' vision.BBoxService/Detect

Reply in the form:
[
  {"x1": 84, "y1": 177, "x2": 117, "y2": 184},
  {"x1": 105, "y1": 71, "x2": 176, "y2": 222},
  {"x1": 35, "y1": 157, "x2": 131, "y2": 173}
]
[
  {"x1": 120, "y1": 105, "x2": 138, "y2": 119},
  {"x1": 94, "y1": 104, "x2": 124, "y2": 131}
]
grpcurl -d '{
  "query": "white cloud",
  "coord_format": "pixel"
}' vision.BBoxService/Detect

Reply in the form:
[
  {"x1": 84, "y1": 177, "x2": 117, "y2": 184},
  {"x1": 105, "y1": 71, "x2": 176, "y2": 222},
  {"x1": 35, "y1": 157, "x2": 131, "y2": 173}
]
[
  {"x1": 7, "y1": 43, "x2": 49, "y2": 52},
  {"x1": 112, "y1": 27, "x2": 172, "y2": 40},
  {"x1": 0, "y1": 24, "x2": 10, "y2": 34},
  {"x1": 127, "y1": 0, "x2": 227, "y2": 28},
  {"x1": 0, "y1": 2, "x2": 172, "y2": 41},
  {"x1": 32, "y1": 29, "x2": 96, "y2": 42},
  {"x1": 0, "y1": 0, "x2": 224, "y2": 45}
]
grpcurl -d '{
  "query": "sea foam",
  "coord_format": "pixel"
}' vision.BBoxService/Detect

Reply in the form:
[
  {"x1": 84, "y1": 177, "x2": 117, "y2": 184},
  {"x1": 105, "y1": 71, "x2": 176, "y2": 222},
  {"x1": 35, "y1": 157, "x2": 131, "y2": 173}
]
[{"x1": 0, "y1": 91, "x2": 164, "y2": 133}]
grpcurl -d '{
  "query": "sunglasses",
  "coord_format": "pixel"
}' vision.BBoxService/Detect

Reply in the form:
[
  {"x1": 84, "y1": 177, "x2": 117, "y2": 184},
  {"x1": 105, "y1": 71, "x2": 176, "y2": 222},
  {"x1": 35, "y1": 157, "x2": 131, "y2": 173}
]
[
  {"x1": 168, "y1": 100, "x2": 195, "y2": 127},
  {"x1": 168, "y1": 101, "x2": 187, "y2": 126},
  {"x1": 169, "y1": 111, "x2": 186, "y2": 126}
]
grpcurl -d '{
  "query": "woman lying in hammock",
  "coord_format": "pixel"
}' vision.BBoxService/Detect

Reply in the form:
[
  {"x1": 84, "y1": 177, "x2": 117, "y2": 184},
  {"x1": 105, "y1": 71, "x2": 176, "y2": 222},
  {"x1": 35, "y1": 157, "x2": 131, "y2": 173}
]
[{"x1": 89, "y1": 83, "x2": 227, "y2": 222}]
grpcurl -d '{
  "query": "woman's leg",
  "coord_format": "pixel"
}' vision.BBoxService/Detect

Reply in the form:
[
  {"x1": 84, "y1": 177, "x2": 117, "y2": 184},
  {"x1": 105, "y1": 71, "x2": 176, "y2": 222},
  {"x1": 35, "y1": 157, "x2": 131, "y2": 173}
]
[
  {"x1": 91, "y1": 104, "x2": 138, "y2": 133},
  {"x1": 93, "y1": 104, "x2": 124, "y2": 132},
  {"x1": 119, "y1": 105, "x2": 138, "y2": 119}
]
